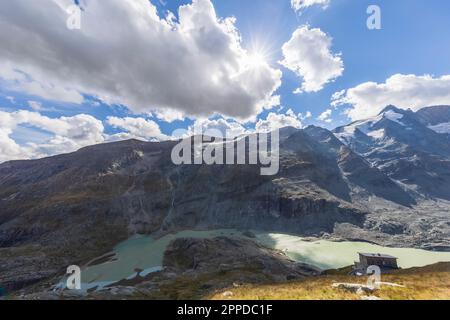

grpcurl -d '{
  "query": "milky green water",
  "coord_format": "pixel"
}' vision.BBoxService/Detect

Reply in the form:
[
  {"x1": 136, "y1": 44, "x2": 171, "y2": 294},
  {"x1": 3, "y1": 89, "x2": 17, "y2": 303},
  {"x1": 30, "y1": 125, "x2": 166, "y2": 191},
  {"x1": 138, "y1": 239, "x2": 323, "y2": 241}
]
[
  {"x1": 254, "y1": 232, "x2": 450, "y2": 270},
  {"x1": 81, "y1": 229, "x2": 239, "y2": 286},
  {"x1": 79, "y1": 230, "x2": 450, "y2": 288}
]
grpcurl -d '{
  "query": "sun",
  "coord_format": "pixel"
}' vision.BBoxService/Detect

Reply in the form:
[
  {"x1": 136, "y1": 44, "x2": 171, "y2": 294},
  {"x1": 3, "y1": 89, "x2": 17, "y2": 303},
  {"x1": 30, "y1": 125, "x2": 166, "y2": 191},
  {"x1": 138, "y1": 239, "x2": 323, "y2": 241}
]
[
  {"x1": 239, "y1": 36, "x2": 275, "y2": 72},
  {"x1": 250, "y1": 52, "x2": 266, "y2": 66},
  {"x1": 244, "y1": 51, "x2": 268, "y2": 70}
]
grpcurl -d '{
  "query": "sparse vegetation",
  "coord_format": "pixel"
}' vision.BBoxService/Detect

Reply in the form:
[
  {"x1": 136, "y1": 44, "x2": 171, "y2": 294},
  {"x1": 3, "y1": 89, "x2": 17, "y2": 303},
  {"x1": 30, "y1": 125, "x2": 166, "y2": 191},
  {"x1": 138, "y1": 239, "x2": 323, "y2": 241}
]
[{"x1": 208, "y1": 263, "x2": 450, "y2": 300}]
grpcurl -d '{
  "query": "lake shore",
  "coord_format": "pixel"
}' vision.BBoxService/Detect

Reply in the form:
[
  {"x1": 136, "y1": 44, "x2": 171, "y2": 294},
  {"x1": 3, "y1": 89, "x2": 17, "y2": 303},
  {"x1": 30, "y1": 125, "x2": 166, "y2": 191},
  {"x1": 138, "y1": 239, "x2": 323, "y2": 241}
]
[{"x1": 74, "y1": 229, "x2": 450, "y2": 289}]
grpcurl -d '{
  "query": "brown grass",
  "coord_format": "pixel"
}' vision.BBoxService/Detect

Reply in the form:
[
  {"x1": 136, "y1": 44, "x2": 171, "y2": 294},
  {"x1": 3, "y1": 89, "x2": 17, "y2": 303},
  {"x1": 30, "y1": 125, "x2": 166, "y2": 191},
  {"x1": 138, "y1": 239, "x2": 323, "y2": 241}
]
[{"x1": 208, "y1": 263, "x2": 450, "y2": 300}]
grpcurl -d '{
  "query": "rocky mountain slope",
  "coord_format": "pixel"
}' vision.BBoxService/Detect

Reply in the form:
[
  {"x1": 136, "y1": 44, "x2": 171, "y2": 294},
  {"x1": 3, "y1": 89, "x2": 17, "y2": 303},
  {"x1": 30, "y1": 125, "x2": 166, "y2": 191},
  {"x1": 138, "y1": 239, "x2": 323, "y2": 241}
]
[
  {"x1": 334, "y1": 105, "x2": 450, "y2": 200},
  {"x1": 416, "y1": 105, "x2": 450, "y2": 136},
  {"x1": 1, "y1": 106, "x2": 450, "y2": 293}
]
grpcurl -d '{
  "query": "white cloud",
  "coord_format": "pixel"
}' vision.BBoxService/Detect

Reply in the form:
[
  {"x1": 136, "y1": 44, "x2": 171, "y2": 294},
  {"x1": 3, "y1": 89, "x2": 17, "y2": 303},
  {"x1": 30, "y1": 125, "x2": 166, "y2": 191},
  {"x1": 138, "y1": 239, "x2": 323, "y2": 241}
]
[
  {"x1": 280, "y1": 26, "x2": 343, "y2": 93},
  {"x1": 191, "y1": 117, "x2": 249, "y2": 138},
  {"x1": 299, "y1": 110, "x2": 312, "y2": 120},
  {"x1": 0, "y1": 0, "x2": 281, "y2": 120},
  {"x1": 291, "y1": 0, "x2": 330, "y2": 13},
  {"x1": 0, "y1": 107, "x2": 308, "y2": 163},
  {"x1": 0, "y1": 109, "x2": 105, "y2": 162},
  {"x1": 28, "y1": 101, "x2": 42, "y2": 111},
  {"x1": 255, "y1": 109, "x2": 303, "y2": 132},
  {"x1": 107, "y1": 116, "x2": 168, "y2": 141},
  {"x1": 153, "y1": 109, "x2": 186, "y2": 123},
  {"x1": 0, "y1": 62, "x2": 84, "y2": 104},
  {"x1": 182, "y1": 109, "x2": 305, "y2": 139},
  {"x1": 317, "y1": 109, "x2": 332, "y2": 123},
  {"x1": 332, "y1": 74, "x2": 450, "y2": 120},
  {"x1": 0, "y1": 109, "x2": 171, "y2": 163},
  {"x1": 0, "y1": 127, "x2": 28, "y2": 163}
]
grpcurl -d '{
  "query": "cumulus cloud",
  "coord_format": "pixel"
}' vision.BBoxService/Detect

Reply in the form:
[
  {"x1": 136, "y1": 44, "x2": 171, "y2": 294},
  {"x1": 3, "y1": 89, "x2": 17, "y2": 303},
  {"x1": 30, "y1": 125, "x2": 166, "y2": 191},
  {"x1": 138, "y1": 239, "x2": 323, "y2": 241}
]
[
  {"x1": 0, "y1": 127, "x2": 28, "y2": 163},
  {"x1": 291, "y1": 0, "x2": 330, "y2": 13},
  {"x1": 299, "y1": 110, "x2": 312, "y2": 120},
  {"x1": 0, "y1": 0, "x2": 281, "y2": 121},
  {"x1": 0, "y1": 106, "x2": 309, "y2": 163},
  {"x1": 107, "y1": 116, "x2": 168, "y2": 141},
  {"x1": 0, "y1": 109, "x2": 105, "y2": 162},
  {"x1": 0, "y1": 106, "x2": 181, "y2": 162},
  {"x1": 255, "y1": 109, "x2": 303, "y2": 132},
  {"x1": 183, "y1": 118, "x2": 248, "y2": 139},
  {"x1": 280, "y1": 26, "x2": 343, "y2": 93},
  {"x1": 317, "y1": 109, "x2": 332, "y2": 123},
  {"x1": 0, "y1": 62, "x2": 84, "y2": 104},
  {"x1": 332, "y1": 74, "x2": 450, "y2": 120},
  {"x1": 180, "y1": 109, "x2": 305, "y2": 139},
  {"x1": 153, "y1": 109, "x2": 186, "y2": 123}
]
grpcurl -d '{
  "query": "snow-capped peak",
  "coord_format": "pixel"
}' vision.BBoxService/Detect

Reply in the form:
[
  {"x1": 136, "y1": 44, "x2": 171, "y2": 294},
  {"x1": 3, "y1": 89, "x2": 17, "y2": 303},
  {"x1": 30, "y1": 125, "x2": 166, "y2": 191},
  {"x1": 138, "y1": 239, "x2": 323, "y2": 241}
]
[
  {"x1": 382, "y1": 109, "x2": 405, "y2": 126},
  {"x1": 334, "y1": 106, "x2": 411, "y2": 144}
]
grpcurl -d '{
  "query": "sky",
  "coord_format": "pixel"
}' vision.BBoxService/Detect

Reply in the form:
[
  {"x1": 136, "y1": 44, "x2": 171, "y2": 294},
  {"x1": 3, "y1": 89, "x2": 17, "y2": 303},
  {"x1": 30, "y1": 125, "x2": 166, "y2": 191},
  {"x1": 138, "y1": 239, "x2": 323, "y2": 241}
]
[{"x1": 1, "y1": 0, "x2": 450, "y2": 162}]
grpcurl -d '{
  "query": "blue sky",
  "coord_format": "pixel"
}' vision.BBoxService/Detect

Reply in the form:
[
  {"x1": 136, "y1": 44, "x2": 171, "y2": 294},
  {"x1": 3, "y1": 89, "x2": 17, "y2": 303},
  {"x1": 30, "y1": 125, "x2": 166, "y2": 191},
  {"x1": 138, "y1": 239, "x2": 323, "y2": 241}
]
[
  {"x1": 1, "y1": 0, "x2": 450, "y2": 161},
  {"x1": 210, "y1": 0, "x2": 450, "y2": 127}
]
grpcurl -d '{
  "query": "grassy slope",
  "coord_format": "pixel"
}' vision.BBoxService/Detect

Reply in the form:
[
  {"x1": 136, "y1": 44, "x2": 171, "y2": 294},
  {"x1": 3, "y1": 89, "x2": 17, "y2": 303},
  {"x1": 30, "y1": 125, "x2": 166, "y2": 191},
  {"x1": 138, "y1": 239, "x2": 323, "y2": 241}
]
[{"x1": 208, "y1": 262, "x2": 450, "y2": 300}]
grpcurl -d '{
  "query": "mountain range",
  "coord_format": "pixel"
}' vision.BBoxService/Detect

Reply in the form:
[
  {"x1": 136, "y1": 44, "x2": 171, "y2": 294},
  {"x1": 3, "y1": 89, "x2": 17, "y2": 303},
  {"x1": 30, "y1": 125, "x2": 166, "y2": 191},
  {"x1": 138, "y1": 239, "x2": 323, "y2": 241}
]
[{"x1": 1, "y1": 105, "x2": 450, "y2": 293}]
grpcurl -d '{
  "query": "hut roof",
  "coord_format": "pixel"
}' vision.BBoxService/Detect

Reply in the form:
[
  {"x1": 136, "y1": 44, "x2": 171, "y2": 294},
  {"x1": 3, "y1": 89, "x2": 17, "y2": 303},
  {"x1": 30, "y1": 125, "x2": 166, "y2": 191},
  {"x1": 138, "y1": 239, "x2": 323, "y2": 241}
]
[{"x1": 358, "y1": 252, "x2": 398, "y2": 260}]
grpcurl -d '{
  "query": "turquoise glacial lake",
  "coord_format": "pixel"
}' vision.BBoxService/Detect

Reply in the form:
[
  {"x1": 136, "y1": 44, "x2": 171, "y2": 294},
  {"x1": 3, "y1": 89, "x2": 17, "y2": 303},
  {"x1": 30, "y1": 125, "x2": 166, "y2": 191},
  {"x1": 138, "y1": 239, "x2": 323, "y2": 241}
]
[{"x1": 71, "y1": 230, "x2": 450, "y2": 290}]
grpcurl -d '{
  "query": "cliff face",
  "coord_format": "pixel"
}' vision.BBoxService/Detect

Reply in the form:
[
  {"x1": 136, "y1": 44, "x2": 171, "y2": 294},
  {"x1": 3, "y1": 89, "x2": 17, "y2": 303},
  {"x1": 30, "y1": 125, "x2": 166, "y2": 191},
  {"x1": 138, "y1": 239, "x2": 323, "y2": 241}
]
[
  {"x1": 1, "y1": 111, "x2": 450, "y2": 291},
  {"x1": 0, "y1": 129, "x2": 371, "y2": 249}
]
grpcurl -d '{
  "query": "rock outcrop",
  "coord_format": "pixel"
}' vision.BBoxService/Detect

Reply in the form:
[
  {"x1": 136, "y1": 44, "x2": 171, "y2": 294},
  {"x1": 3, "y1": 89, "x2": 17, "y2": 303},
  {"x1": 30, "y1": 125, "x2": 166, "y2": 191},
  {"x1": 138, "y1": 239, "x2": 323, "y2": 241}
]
[{"x1": 163, "y1": 237, "x2": 321, "y2": 279}]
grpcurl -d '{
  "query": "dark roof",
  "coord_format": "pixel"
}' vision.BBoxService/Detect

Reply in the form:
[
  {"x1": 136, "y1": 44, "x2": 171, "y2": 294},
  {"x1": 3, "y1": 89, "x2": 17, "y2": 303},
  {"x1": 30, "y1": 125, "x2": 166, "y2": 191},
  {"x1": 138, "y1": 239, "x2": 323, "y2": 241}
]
[{"x1": 358, "y1": 252, "x2": 398, "y2": 259}]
